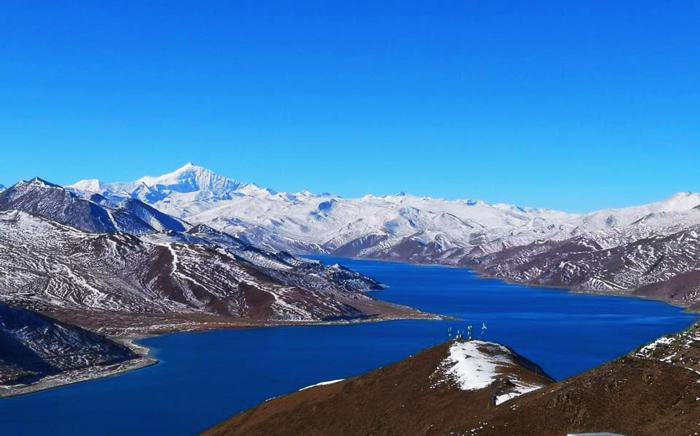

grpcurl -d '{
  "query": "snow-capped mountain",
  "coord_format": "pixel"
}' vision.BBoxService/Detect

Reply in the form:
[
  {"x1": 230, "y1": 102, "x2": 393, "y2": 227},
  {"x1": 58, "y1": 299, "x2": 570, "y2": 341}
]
[
  {"x1": 69, "y1": 164, "x2": 700, "y2": 309},
  {"x1": 0, "y1": 204, "x2": 412, "y2": 336},
  {"x1": 72, "y1": 164, "x2": 580, "y2": 255},
  {"x1": 136, "y1": 162, "x2": 246, "y2": 194},
  {"x1": 71, "y1": 164, "x2": 700, "y2": 263},
  {"x1": 70, "y1": 163, "x2": 268, "y2": 205},
  {"x1": 0, "y1": 178, "x2": 188, "y2": 234}
]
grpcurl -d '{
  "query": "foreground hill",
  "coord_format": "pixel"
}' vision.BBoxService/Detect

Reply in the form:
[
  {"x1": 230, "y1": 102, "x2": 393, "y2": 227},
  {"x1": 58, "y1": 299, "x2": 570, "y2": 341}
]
[
  {"x1": 0, "y1": 302, "x2": 150, "y2": 397},
  {"x1": 72, "y1": 164, "x2": 700, "y2": 310},
  {"x1": 206, "y1": 339, "x2": 555, "y2": 436},
  {"x1": 207, "y1": 324, "x2": 700, "y2": 436}
]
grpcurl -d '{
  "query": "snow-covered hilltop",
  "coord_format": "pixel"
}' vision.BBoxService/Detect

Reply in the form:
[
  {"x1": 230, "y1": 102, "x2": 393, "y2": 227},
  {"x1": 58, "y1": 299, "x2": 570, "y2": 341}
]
[
  {"x1": 69, "y1": 164, "x2": 700, "y2": 309},
  {"x1": 206, "y1": 326, "x2": 700, "y2": 436},
  {"x1": 432, "y1": 340, "x2": 548, "y2": 405}
]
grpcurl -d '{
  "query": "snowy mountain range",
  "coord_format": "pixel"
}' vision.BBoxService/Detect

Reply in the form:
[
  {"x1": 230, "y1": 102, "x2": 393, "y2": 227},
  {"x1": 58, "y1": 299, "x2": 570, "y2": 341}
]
[
  {"x1": 0, "y1": 174, "x2": 434, "y2": 393},
  {"x1": 71, "y1": 163, "x2": 700, "y2": 258},
  {"x1": 68, "y1": 164, "x2": 700, "y2": 309},
  {"x1": 0, "y1": 178, "x2": 425, "y2": 337},
  {"x1": 2, "y1": 163, "x2": 700, "y2": 393}
]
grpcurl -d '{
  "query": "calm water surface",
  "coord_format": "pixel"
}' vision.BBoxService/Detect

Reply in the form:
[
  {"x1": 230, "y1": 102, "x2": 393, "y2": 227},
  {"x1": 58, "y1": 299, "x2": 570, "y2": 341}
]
[{"x1": 1, "y1": 256, "x2": 696, "y2": 435}]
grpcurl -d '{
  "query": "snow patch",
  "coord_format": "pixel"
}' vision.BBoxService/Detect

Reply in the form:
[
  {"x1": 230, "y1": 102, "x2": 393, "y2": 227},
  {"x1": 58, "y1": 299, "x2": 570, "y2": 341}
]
[
  {"x1": 432, "y1": 340, "x2": 546, "y2": 404},
  {"x1": 299, "y1": 379, "x2": 344, "y2": 391}
]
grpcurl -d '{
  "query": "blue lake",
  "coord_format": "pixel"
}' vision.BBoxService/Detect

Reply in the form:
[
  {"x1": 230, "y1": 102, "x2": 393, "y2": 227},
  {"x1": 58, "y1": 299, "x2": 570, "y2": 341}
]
[{"x1": 1, "y1": 256, "x2": 696, "y2": 435}]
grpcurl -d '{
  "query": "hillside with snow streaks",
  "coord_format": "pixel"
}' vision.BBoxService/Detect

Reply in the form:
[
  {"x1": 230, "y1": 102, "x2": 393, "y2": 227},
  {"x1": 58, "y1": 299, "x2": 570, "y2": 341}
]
[
  {"x1": 70, "y1": 164, "x2": 700, "y2": 309},
  {"x1": 0, "y1": 208, "x2": 412, "y2": 337},
  {"x1": 0, "y1": 301, "x2": 149, "y2": 394},
  {"x1": 0, "y1": 178, "x2": 188, "y2": 235}
]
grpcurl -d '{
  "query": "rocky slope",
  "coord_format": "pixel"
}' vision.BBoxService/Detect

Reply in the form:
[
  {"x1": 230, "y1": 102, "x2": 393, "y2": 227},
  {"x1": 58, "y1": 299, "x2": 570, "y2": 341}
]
[
  {"x1": 70, "y1": 164, "x2": 700, "y2": 309},
  {"x1": 0, "y1": 177, "x2": 433, "y2": 395},
  {"x1": 0, "y1": 302, "x2": 146, "y2": 396},
  {"x1": 472, "y1": 227, "x2": 700, "y2": 309},
  {"x1": 0, "y1": 178, "x2": 187, "y2": 234},
  {"x1": 207, "y1": 324, "x2": 700, "y2": 436},
  {"x1": 0, "y1": 209, "x2": 422, "y2": 337},
  {"x1": 0, "y1": 178, "x2": 433, "y2": 337}
]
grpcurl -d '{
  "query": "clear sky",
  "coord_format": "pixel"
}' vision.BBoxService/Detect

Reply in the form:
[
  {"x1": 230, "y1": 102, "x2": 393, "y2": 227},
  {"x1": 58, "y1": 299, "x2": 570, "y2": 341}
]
[{"x1": 1, "y1": 1, "x2": 699, "y2": 211}]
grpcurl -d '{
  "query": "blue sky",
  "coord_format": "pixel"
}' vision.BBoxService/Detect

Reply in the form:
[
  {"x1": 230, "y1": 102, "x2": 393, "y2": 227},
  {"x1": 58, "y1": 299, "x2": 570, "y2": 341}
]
[{"x1": 1, "y1": 1, "x2": 699, "y2": 211}]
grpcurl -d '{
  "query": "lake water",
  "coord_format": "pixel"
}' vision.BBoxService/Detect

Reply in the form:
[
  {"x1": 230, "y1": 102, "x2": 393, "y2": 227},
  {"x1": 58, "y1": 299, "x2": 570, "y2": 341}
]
[{"x1": 1, "y1": 256, "x2": 696, "y2": 435}]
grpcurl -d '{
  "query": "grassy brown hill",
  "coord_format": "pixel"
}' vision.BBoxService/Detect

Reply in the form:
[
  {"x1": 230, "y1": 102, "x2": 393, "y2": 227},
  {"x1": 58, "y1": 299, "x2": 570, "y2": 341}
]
[
  {"x1": 206, "y1": 340, "x2": 554, "y2": 436},
  {"x1": 207, "y1": 324, "x2": 700, "y2": 436}
]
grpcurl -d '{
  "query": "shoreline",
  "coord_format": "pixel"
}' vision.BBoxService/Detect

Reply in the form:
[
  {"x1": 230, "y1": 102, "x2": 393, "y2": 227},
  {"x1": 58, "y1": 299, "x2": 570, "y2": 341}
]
[
  {"x1": 0, "y1": 308, "x2": 447, "y2": 399},
  {"x1": 3, "y1": 256, "x2": 694, "y2": 400},
  {"x1": 317, "y1": 254, "x2": 700, "y2": 314},
  {"x1": 0, "y1": 339, "x2": 158, "y2": 399}
]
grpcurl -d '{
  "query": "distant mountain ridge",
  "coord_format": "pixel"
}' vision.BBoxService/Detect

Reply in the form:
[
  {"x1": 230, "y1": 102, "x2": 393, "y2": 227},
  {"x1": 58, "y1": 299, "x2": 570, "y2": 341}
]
[
  {"x1": 0, "y1": 178, "x2": 188, "y2": 234},
  {"x1": 70, "y1": 163, "x2": 269, "y2": 204},
  {"x1": 68, "y1": 164, "x2": 700, "y2": 309}
]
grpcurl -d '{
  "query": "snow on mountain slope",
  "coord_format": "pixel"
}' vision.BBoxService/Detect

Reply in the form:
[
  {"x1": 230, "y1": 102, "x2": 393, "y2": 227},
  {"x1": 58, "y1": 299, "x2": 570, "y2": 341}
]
[
  {"x1": 71, "y1": 165, "x2": 700, "y2": 269},
  {"x1": 0, "y1": 302, "x2": 137, "y2": 387},
  {"x1": 475, "y1": 226, "x2": 700, "y2": 308},
  {"x1": 137, "y1": 162, "x2": 246, "y2": 194},
  {"x1": 68, "y1": 165, "x2": 700, "y2": 309},
  {"x1": 0, "y1": 178, "x2": 187, "y2": 235},
  {"x1": 432, "y1": 340, "x2": 547, "y2": 404},
  {"x1": 0, "y1": 210, "x2": 413, "y2": 336}
]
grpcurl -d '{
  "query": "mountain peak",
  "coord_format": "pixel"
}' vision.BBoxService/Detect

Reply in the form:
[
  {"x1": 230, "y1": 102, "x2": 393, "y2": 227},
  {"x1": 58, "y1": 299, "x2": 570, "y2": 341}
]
[
  {"x1": 656, "y1": 192, "x2": 700, "y2": 212},
  {"x1": 19, "y1": 178, "x2": 63, "y2": 189},
  {"x1": 136, "y1": 164, "x2": 245, "y2": 195},
  {"x1": 69, "y1": 179, "x2": 105, "y2": 193}
]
